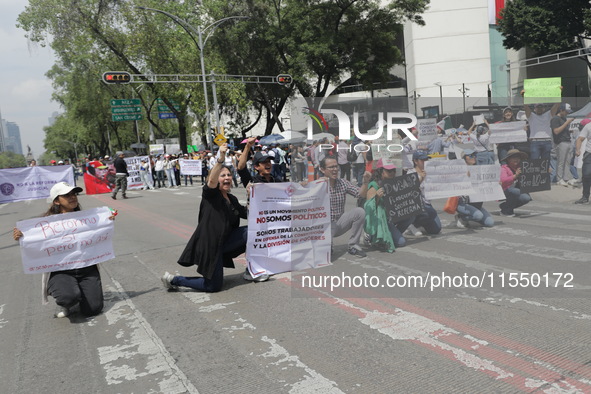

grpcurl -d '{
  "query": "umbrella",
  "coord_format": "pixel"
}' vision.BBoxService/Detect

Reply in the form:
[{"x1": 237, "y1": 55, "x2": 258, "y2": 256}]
[
  {"x1": 259, "y1": 134, "x2": 285, "y2": 145},
  {"x1": 311, "y1": 132, "x2": 335, "y2": 142},
  {"x1": 277, "y1": 130, "x2": 306, "y2": 140},
  {"x1": 241, "y1": 138, "x2": 259, "y2": 144}
]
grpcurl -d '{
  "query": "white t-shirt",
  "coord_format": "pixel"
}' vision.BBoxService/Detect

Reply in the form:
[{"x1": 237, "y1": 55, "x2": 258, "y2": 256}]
[
  {"x1": 579, "y1": 123, "x2": 591, "y2": 154},
  {"x1": 528, "y1": 110, "x2": 553, "y2": 139}
]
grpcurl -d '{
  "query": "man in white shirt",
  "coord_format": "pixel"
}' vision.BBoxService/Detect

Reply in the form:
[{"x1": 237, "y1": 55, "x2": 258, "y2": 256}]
[
  {"x1": 525, "y1": 102, "x2": 560, "y2": 160},
  {"x1": 574, "y1": 119, "x2": 591, "y2": 204}
]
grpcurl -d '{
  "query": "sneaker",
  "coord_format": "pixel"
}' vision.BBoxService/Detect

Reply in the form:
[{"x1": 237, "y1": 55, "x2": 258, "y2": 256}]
[
  {"x1": 348, "y1": 246, "x2": 367, "y2": 258},
  {"x1": 122, "y1": 195, "x2": 128, "y2": 199},
  {"x1": 557, "y1": 179, "x2": 569, "y2": 187},
  {"x1": 499, "y1": 211, "x2": 516, "y2": 217},
  {"x1": 111, "y1": 195, "x2": 116, "y2": 200},
  {"x1": 243, "y1": 268, "x2": 270, "y2": 282},
  {"x1": 574, "y1": 197, "x2": 589, "y2": 204},
  {"x1": 406, "y1": 224, "x2": 423, "y2": 236},
  {"x1": 55, "y1": 306, "x2": 70, "y2": 318},
  {"x1": 568, "y1": 179, "x2": 580, "y2": 188},
  {"x1": 455, "y1": 214, "x2": 468, "y2": 229},
  {"x1": 161, "y1": 272, "x2": 178, "y2": 290}
]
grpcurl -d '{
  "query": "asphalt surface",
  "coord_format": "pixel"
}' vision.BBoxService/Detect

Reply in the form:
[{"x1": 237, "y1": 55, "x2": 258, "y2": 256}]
[{"x1": 1, "y1": 180, "x2": 590, "y2": 393}]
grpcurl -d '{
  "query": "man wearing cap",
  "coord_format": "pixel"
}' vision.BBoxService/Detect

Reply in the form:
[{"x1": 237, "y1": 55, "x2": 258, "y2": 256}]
[
  {"x1": 551, "y1": 103, "x2": 576, "y2": 187},
  {"x1": 574, "y1": 118, "x2": 591, "y2": 204},
  {"x1": 524, "y1": 102, "x2": 560, "y2": 160},
  {"x1": 499, "y1": 149, "x2": 531, "y2": 216},
  {"x1": 112, "y1": 151, "x2": 129, "y2": 199},
  {"x1": 405, "y1": 150, "x2": 442, "y2": 234}
]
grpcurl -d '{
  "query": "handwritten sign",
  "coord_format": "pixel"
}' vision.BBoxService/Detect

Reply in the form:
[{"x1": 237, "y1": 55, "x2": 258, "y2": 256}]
[
  {"x1": 179, "y1": 159, "x2": 202, "y2": 176},
  {"x1": 246, "y1": 181, "x2": 331, "y2": 277},
  {"x1": 467, "y1": 164, "x2": 505, "y2": 202},
  {"x1": 16, "y1": 207, "x2": 115, "y2": 274},
  {"x1": 124, "y1": 155, "x2": 149, "y2": 190},
  {"x1": 523, "y1": 77, "x2": 562, "y2": 104},
  {"x1": 519, "y1": 159, "x2": 551, "y2": 193},
  {"x1": 424, "y1": 159, "x2": 474, "y2": 200},
  {"x1": 417, "y1": 118, "x2": 438, "y2": 144},
  {"x1": 488, "y1": 121, "x2": 528, "y2": 144},
  {"x1": 382, "y1": 173, "x2": 424, "y2": 221}
]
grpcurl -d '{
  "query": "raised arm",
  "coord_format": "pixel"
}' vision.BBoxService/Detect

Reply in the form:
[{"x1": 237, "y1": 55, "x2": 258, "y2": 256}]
[
  {"x1": 207, "y1": 143, "x2": 228, "y2": 189},
  {"x1": 237, "y1": 137, "x2": 256, "y2": 171}
]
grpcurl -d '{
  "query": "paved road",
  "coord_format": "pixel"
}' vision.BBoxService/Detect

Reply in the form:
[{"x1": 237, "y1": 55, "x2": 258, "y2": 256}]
[{"x1": 1, "y1": 182, "x2": 590, "y2": 393}]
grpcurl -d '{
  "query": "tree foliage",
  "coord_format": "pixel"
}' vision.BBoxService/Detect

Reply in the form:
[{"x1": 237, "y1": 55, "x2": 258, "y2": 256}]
[
  {"x1": 498, "y1": 0, "x2": 591, "y2": 67},
  {"x1": 0, "y1": 151, "x2": 27, "y2": 169}
]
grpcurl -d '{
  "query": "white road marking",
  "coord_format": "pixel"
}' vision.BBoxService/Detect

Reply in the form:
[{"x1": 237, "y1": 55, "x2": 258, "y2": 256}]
[
  {"x1": 0, "y1": 304, "x2": 7, "y2": 329},
  {"x1": 97, "y1": 278, "x2": 199, "y2": 393}
]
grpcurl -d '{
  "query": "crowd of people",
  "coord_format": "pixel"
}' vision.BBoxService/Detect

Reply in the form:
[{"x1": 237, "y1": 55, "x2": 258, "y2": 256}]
[{"x1": 13, "y1": 102, "x2": 591, "y2": 318}]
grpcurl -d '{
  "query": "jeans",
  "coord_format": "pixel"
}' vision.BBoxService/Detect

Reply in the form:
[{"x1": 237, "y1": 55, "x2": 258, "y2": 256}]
[
  {"x1": 155, "y1": 170, "x2": 165, "y2": 188},
  {"x1": 530, "y1": 140, "x2": 552, "y2": 160},
  {"x1": 500, "y1": 187, "x2": 531, "y2": 214},
  {"x1": 47, "y1": 265, "x2": 103, "y2": 316},
  {"x1": 139, "y1": 170, "x2": 154, "y2": 189},
  {"x1": 172, "y1": 226, "x2": 248, "y2": 292},
  {"x1": 476, "y1": 151, "x2": 495, "y2": 165},
  {"x1": 412, "y1": 203, "x2": 441, "y2": 234},
  {"x1": 165, "y1": 168, "x2": 176, "y2": 187},
  {"x1": 184, "y1": 175, "x2": 193, "y2": 186},
  {"x1": 457, "y1": 203, "x2": 494, "y2": 227},
  {"x1": 581, "y1": 152, "x2": 591, "y2": 199},
  {"x1": 352, "y1": 163, "x2": 365, "y2": 186},
  {"x1": 555, "y1": 141, "x2": 573, "y2": 182},
  {"x1": 339, "y1": 163, "x2": 351, "y2": 181},
  {"x1": 387, "y1": 217, "x2": 414, "y2": 247}
]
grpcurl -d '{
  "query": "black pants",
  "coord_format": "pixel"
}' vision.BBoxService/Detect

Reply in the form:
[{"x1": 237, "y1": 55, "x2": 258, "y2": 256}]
[{"x1": 48, "y1": 265, "x2": 103, "y2": 316}]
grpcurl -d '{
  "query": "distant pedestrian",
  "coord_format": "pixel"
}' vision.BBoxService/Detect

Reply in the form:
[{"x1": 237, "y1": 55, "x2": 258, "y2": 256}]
[{"x1": 111, "y1": 151, "x2": 129, "y2": 200}]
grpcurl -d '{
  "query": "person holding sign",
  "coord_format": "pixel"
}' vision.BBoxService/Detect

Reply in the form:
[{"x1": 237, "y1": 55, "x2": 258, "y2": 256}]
[
  {"x1": 12, "y1": 182, "x2": 117, "y2": 318},
  {"x1": 163, "y1": 144, "x2": 249, "y2": 292},
  {"x1": 499, "y1": 149, "x2": 532, "y2": 216},
  {"x1": 524, "y1": 102, "x2": 560, "y2": 160},
  {"x1": 467, "y1": 121, "x2": 494, "y2": 165},
  {"x1": 320, "y1": 156, "x2": 371, "y2": 257},
  {"x1": 406, "y1": 151, "x2": 442, "y2": 235},
  {"x1": 364, "y1": 158, "x2": 410, "y2": 250},
  {"x1": 455, "y1": 150, "x2": 495, "y2": 228}
]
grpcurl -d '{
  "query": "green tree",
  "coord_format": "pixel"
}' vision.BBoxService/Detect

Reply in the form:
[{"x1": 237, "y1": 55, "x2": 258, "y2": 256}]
[
  {"x1": 498, "y1": 0, "x2": 591, "y2": 68},
  {"x1": 0, "y1": 151, "x2": 27, "y2": 169},
  {"x1": 206, "y1": 0, "x2": 429, "y2": 134}
]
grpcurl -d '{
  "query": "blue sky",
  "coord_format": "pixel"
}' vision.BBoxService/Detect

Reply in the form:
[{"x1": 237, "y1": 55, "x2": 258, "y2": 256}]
[{"x1": 0, "y1": 0, "x2": 61, "y2": 159}]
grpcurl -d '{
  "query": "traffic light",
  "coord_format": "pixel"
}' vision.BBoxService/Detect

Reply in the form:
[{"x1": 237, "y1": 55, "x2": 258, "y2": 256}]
[
  {"x1": 102, "y1": 72, "x2": 131, "y2": 84},
  {"x1": 277, "y1": 74, "x2": 292, "y2": 86}
]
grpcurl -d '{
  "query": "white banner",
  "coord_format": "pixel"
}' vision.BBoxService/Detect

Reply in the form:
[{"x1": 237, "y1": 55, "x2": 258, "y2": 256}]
[
  {"x1": 417, "y1": 118, "x2": 438, "y2": 145},
  {"x1": 124, "y1": 156, "x2": 149, "y2": 190},
  {"x1": 0, "y1": 166, "x2": 74, "y2": 203},
  {"x1": 246, "y1": 181, "x2": 332, "y2": 277},
  {"x1": 16, "y1": 207, "x2": 115, "y2": 274},
  {"x1": 467, "y1": 164, "x2": 506, "y2": 203},
  {"x1": 488, "y1": 121, "x2": 528, "y2": 144},
  {"x1": 179, "y1": 159, "x2": 202, "y2": 175},
  {"x1": 149, "y1": 144, "x2": 164, "y2": 155},
  {"x1": 424, "y1": 159, "x2": 474, "y2": 200}
]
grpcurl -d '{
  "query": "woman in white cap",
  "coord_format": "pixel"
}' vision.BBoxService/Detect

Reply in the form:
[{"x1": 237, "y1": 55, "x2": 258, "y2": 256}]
[{"x1": 13, "y1": 182, "x2": 117, "y2": 318}]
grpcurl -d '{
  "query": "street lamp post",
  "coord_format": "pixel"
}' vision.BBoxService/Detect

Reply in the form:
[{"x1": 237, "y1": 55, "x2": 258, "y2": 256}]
[
  {"x1": 434, "y1": 82, "x2": 443, "y2": 117},
  {"x1": 136, "y1": 6, "x2": 247, "y2": 150},
  {"x1": 459, "y1": 83, "x2": 470, "y2": 113}
]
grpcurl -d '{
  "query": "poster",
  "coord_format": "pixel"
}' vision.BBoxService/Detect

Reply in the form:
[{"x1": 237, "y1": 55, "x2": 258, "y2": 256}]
[
  {"x1": 179, "y1": 159, "x2": 202, "y2": 176},
  {"x1": 467, "y1": 164, "x2": 506, "y2": 203},
  {"x1": 424, "y1": 159, "x2": 474, "y2": 200},
  {"x1": 0, "y1": 166, "x2": 74, "y2": 203},
  {"x1": 381, "y1": 173, "x2": 424, "y2": 222},
  {"x1": 519, "y1": 159, "x2": 551, "y2": 193},
  {"x1": 488, "y1": 121, "x2": 528, "y2": 144},
  {"x1": 523, "y1": 77, "x2": 562, "y2": 104},
  {"x1": 16, "y1": 207, "x2": 115, "y2": 274},
  {"x1": 124, "y1": 156, "x2": 149, "y2": 190},
  {"x1": 246, "y1": 181, "x2": 332, "y2": 277}
]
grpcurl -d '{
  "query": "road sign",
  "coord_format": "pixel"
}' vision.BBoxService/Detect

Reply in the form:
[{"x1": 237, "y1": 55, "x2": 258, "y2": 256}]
[
  {"x1": 112, "y1": 114, "x2": 144, "y2": 122},
  {"x1": 110, "y1": 99, "x2": 141, "y2": 106},
  {"x1": 111, "y1": 106, "x2": 142, "y2": 114},
  {"x1": 214, "y1": 134, "x2": 227, "y2": 146},
  {"x1": 158, "y1": 113, "x2": 177, "y2": 119},
  {"x1": 157, "y1": 105, "x2": 180, "y2": 112}
]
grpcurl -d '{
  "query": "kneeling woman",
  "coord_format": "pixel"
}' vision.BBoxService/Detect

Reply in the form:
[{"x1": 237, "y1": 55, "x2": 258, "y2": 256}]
[
  {"x1": 499, "y1": 149, "x2": 532, "y2": 217},
  {"x1": 162, "y1": 143, "x2": 247, "y2": 292}
]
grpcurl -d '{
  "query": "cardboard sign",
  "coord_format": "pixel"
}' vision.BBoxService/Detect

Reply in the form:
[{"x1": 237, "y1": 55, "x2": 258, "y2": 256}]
[
  {"x1": 382, "y1": 173, "x2": 425, "y2": 222},
  {"x1": 523, "y1": 77, "x2": 562, "y2": 104},
  {"x1": 519, "y1": 159, "x2": 551, "y2": 193}
]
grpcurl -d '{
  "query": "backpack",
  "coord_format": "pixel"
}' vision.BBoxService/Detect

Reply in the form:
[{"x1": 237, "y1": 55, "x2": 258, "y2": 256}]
[
  {"x1": 272, "y1": 148, "x2": 281, "y2": 164},
  {"x1": 347, "y1": 150, "x2": 358, "y2": 162}
]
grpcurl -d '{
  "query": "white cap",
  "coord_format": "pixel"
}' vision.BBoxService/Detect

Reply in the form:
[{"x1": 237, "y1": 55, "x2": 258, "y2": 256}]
[
  {"x1": 58, "y1": 161, "x2": 64, "y2": 164},
  {"x1": 47, "y1": 182, "x2": 83, "y2": 203}
]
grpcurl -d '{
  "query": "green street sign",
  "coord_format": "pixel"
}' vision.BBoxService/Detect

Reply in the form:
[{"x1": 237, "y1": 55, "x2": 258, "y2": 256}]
[
  {"x1": 110, "y1": 98, "x2": 141, "y2": 106},
  {"x1": 112, "y1": 113, "x2": 144, "y2": 122},
  {"x1": 111, "y1": 106, "x2": 142, "y2": 114},
  {"x1": 157, "y1": 105, "x2": 180, "y2": 112}
]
